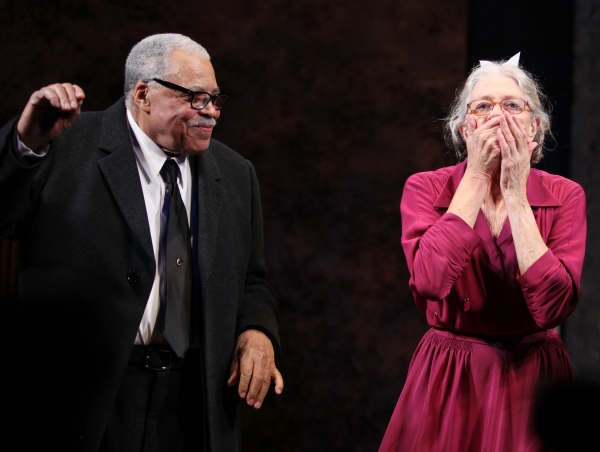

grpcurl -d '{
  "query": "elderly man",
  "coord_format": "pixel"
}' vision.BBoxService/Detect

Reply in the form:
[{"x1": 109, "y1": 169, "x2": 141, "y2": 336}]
[{"x1": 0, "y1": 33, "x2": 282, "y2": 451}]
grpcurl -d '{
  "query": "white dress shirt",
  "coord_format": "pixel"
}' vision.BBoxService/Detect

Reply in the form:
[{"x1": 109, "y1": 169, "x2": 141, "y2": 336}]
[{"x1": 126, "y1": 109, "x2": 192, "y2": 344}]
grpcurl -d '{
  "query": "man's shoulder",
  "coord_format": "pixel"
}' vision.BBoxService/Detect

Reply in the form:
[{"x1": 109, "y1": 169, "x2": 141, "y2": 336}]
[
  {"x1": 69, "y1": 110, "x2": 105, "y2": 130},
  {"x1": 206, "y1": 139, "x2": 243, "y2": 158},
  {"x1": 201, "y1": 139, "x2": 262, "y2": 188},
  {"x1": 73, "y1": 99, "x2": 125, "y2": 129},
  {"x1": 56, "y1": 100, "x2": 127, "y2": 148},
  {"x1": 205, "y1": 139, "x2": 252, "y2": 169}
]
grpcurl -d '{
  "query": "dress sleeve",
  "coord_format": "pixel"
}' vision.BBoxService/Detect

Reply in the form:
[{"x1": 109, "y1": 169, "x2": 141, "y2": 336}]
[
  {"x1": 517, "y1": 182, "x2": 587, "y2": 329},
  {"x1": 400, "y1": 172, "x2": 480, "y2": 311}
]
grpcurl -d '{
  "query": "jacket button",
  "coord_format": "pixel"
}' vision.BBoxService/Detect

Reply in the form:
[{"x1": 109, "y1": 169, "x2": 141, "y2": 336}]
[{"x1": 127, "y1": 271, "x2": 140, "y2": 283}]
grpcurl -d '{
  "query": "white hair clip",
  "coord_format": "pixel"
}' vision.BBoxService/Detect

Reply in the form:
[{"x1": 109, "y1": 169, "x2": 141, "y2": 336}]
[{"x1": 479, "y1": 52, "x2": 521, "y2": 67}]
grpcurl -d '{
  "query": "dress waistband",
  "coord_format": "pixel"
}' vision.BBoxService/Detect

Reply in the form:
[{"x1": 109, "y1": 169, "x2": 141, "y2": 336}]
[{"x1": 431, "y1": 328, "x2": 555, "y2": 350}]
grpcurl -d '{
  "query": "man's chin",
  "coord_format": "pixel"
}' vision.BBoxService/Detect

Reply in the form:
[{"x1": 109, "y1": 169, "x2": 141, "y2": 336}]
[
  {"x1": 183, "y1": 139, "x2": 211, "y2": 156},
  {"x1": 159, "y1": 137, "x2": 211, "y2": 157}
]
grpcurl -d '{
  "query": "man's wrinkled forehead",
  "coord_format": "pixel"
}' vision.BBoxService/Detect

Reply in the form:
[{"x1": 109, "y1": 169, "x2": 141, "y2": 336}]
[{"x1": 168, "y1": 50, "x2": 216, "y2": 85}]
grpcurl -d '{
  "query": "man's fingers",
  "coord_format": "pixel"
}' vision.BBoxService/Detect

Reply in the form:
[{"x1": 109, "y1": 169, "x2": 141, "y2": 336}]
[
  {"x1": 246, "y1": 366, "x2": 284, "y2": 409},
  {"x1": 227, "y1": 355, "x2": 240, "y2": 387},
  {"x1": 249, "y1": 366, "x2": 270, "y2": 409},
  {"x1": 229, "y1": 330, "x2": 281, "y2": 409},
  {"x1": 237, "y1": 358, "x2": 254, "y2": 399},
  {"x1": 61, "y1": 83, "x2": 80, "y2": 109},
  {"x1": 29, "y1": 86, "x2": 58, "y2": 110},
  {"x1": 73, "y1": 84, "x2": 86, "y2": 106},
  {"x1": 31, "y1": 83, "x2": 83, "y2": 111},
  {"x1": 50, "y1": 84, "x2": 78, "y2": 111},
  {"x1": 272, "y1": 366, "x2": 284, "y2": 395},
  {"x1": 242, "y1": 349, "x2": 268, "y2": 405}
]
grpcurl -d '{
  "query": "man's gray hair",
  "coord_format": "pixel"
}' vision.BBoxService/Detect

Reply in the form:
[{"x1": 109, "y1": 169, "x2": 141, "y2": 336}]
[
  {"x1": 124, "y1": 33, "x2": 211, "y2": 110},
  {"x1": 444, "y1": 59, "x2": 552, "y2": 164}
]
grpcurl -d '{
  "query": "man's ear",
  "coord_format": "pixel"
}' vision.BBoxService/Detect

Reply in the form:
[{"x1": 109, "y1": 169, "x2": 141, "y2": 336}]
[{"x1": 132, "y1": 81, "x2": 151, "y2": 112}]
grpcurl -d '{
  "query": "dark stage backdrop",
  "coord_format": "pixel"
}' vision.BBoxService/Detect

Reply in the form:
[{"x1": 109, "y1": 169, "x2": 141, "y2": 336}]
[
  {"x1": 0, "y1": 1, "x2": 467, "y2": 450},
  {"x1": 1, "y1": 0, "x2": 591, "y2": 450}
]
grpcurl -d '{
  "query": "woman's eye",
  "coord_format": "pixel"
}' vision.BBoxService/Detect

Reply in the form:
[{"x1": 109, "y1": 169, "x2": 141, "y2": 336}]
[{"x1": 475, "y1": 102, "x2": 492, "y2": 111}]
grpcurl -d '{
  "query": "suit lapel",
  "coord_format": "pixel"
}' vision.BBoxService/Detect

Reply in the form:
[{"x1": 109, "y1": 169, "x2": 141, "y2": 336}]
[
  {"x1": 193, "y1": 146, "x2": 225, "y2": 299},
  {"x1": 96, "y1": 99, "x2": 155, "y2": 266}
]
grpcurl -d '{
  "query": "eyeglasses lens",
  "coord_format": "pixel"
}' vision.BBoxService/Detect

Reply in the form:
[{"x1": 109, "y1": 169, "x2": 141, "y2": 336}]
[
  {"x1": 192, "y1": 93, "x2": 211, "y2": 109},
  {"x1": 192, "y1": 93, "x2": 228, "y2": 110},
  {"x1": 470, "y1": 99, "x2": 525, "y2": 116},
  {"x1": 213, "y1": 95, "x2": 228, "y2": 109},
  {"x1": 501, "y1": 99, "x2": 525, "y2": 113}
]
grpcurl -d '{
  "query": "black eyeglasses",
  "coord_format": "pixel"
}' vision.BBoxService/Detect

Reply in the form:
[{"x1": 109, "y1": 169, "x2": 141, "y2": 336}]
[{"x1": 148, "y1": 78, "x2": 228, "y2": 110}]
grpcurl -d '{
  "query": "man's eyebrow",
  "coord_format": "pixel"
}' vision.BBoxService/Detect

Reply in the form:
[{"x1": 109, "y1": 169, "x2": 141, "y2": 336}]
[{"x1": 188, "y1": 85, "x2": 221, "y2": 94}]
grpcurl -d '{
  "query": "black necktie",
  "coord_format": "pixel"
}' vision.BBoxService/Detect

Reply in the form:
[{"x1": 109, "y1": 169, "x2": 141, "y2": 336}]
[{"x1": 157, "y1": 159, "x2": 192, "y2": 357}]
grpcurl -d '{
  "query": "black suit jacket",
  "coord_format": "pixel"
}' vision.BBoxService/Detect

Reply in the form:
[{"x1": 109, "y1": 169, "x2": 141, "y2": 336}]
[{"x1": 0, "y1": 99, "x2": 279, "y2": 452}]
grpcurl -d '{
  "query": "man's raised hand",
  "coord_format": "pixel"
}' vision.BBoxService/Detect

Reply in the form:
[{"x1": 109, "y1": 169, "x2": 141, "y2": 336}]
[{"x1": 17, "y1": 83, "x2": 85, "y2": 152}]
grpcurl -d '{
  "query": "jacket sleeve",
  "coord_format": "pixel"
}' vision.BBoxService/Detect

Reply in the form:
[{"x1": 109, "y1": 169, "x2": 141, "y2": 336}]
[
  {"x1": 517, "y1": 182, "x2": 587, "y2": 328},
  {"x1": 400, "y1": 172, "x2": 480, "y2": 311},
  {"x1": 0, "y1": 117, "x2": 52, "y2": 238},
  {"x1": 235, "y1": 160, "x2": 280, "y2": 360}
]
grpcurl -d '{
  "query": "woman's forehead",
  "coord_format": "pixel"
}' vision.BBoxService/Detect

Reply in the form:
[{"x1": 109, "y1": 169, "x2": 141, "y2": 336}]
[{"x1": 470, "y1": 75, "x2": 524, "y2": 99}]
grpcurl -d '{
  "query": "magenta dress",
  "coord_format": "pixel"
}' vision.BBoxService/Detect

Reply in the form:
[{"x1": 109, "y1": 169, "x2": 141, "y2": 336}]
[{"x1": 380, "y1": 161, "x2": 587, "y2": 452}]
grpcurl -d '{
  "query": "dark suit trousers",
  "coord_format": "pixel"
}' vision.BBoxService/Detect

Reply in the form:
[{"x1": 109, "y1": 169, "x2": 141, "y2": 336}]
[{"x1": 99, "y1": 347, "x2": 205, "y2": 452}]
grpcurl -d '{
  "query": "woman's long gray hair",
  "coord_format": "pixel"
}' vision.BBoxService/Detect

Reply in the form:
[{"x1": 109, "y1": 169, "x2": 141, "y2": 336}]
[{"x1": 444, "y1": 58, "x2": 552, "y2": 164}]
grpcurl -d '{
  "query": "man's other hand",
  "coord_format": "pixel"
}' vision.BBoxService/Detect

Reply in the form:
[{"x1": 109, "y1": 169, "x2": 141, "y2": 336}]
[{"x1": 227, "y1": 329, "x2": 284, "y2": 409}]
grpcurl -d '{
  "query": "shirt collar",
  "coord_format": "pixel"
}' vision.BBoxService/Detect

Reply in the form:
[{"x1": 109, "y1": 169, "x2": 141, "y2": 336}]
[
  {"x1": 126, "y1": 109, "x2": 187, "y2": 184},
  {"x1": 433, "y1": 160, "x2": 563, "y2": 209}
]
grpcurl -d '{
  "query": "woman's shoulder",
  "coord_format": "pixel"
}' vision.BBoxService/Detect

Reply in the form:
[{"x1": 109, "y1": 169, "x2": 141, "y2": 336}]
[
  {"x1": 530, "y1": 168, "x2": 585, "y2": 201},
  {"x1": 404, "y1": 163, "x2": 464, "y2": 195},
  {"x1": 407, "y1": 163, "x2": 461, "y2": 182}
]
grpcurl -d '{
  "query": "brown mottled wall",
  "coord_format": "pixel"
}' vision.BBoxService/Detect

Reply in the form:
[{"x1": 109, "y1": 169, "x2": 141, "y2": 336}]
[{"x1": 0, "y1": 0, "x2": 467, "y2": 450}]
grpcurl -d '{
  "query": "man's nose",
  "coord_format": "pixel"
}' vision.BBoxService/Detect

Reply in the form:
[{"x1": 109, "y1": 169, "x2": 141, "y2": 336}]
[{"x1": 199, "y1": 101, "x2": 220, "y2": 118}]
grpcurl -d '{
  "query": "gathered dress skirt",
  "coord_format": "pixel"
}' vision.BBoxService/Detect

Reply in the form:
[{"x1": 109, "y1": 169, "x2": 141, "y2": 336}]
[{"x1": 379, "y1": 328, "x2": 573, "y2": 452}]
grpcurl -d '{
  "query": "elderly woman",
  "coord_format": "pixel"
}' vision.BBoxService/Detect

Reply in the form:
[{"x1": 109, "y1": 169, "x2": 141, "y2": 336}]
[{"x1": 379, "y1": 55, "x2": 587, "y2": 452}]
